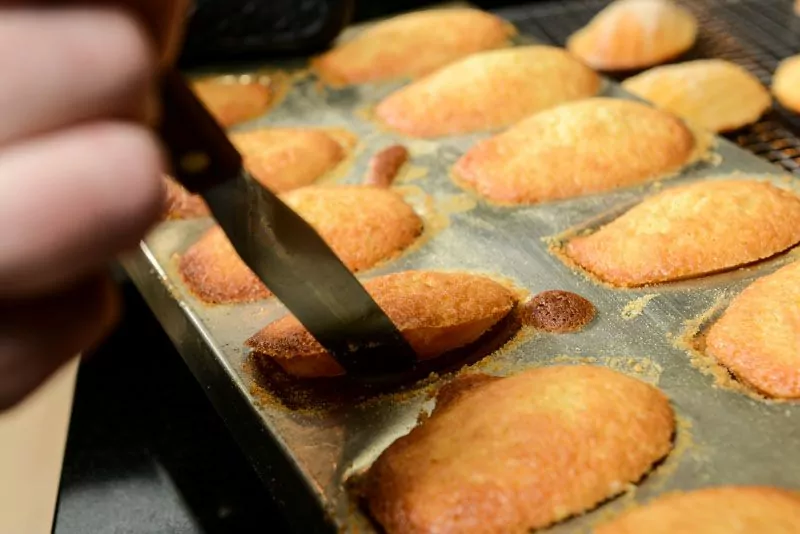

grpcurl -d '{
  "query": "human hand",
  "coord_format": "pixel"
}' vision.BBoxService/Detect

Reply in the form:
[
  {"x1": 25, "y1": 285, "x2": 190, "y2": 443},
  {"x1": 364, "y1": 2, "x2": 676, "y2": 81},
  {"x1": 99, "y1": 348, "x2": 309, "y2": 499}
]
[{"x1": 0, "y1": 1, "x2": 189, "y2": 410}]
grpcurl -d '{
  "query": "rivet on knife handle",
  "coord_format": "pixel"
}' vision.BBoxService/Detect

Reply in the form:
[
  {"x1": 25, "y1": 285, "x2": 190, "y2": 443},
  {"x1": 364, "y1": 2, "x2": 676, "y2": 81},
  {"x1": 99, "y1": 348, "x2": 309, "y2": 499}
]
[{"x1": 158, "y1": 70, "x2": 242, "y2": 193}]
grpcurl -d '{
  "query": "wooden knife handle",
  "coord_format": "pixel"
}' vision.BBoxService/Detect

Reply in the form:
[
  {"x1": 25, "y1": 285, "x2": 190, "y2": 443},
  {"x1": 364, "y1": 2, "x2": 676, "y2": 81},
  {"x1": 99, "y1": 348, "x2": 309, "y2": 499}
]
[{"x1": 158, "y1": 70, "x2": 243, "y2": 194}]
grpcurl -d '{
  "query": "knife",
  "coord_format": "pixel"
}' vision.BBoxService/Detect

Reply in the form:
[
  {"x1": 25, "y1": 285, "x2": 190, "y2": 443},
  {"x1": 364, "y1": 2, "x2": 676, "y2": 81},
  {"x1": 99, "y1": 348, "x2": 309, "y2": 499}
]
[{"x1": 158, "y1": 70, "x2": 418, "y2": 379}]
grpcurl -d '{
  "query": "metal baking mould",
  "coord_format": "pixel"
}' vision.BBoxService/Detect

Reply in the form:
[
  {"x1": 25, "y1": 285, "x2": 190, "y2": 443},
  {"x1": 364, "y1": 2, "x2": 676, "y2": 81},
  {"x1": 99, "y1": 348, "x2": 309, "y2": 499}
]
[{"x1": 122, "y1": 4, "x2": 800, "y2": 533}]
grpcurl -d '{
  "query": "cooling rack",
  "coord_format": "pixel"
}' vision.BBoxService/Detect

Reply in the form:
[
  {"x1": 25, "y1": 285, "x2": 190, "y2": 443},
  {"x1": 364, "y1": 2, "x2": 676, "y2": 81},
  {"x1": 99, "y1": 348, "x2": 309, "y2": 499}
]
[{"x1": 497, "y1": 0, "x2": 800, "y2": 174}]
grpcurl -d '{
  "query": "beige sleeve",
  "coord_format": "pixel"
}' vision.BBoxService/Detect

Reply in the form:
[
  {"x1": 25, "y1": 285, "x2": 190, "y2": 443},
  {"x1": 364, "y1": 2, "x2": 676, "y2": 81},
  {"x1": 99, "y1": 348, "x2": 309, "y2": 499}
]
[{"x1": 0, "y1": 357, "x2": 79, "y2": 534}]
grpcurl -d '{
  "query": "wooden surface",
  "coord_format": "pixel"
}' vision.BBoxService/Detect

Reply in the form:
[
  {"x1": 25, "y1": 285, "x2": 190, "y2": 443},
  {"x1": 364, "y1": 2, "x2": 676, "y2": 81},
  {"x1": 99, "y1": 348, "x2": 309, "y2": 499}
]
[{"x1": 0, "y1": 358, "x2": 79, "y2": 534}]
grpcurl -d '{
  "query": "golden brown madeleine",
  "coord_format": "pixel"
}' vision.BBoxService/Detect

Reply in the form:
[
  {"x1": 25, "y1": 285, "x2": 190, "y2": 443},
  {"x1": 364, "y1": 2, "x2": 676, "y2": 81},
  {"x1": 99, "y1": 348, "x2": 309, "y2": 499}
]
[
  {"x1": 246, "y1": 271, "x2": 516, "y2": 378},
  {"x1": 375, "y1": 46, "x2": 601, "y2": 137},
  {"x1": 365, "y1": 365, "x2": 674, "y2": 534},
  {"x1": 179, "y1": 226, "x2": 272, "y2": 304},
  {"x1": 280, "y1": 185, "x2": 422, "y2": 272},
  {"x1": 567, "y1": 0, "x2": 697, "y2": 71},
  {"x1": 773, "y1": 55, "x2": 800, "y2": 113},
  {"x1": 706, "y1": 261, "x2": 800, "y2": 399},
  {"x1": 623, "y1": 60, "x2": 771, "y2": 132},
  {"x1": 190, "y1": 77, "x2": 275, "y2": 127},
  {"x1": 229, "y1": 128, "x2": 356, "y2": 193},
  {"x1": 311, "y1": 8, "x2": 514, "y2": 86},
  {"x1": 597, "y1": 486, "x2": 800, "y2": 533},
  {"x1": 796, "y1": 0, "x2": 800, "y2": 16},
  {"x1": 162, "y1": 176, "x2": 209, "y2": 220},
  {"x1": 454, "y1": 98, "x2": 694, "y2": 204},
  {"x1": 565, "y1": 180, "x2": 800, "y2": 287},
  {"x1": 179, "y1": 186, "x2": 422, "y2": 304}
]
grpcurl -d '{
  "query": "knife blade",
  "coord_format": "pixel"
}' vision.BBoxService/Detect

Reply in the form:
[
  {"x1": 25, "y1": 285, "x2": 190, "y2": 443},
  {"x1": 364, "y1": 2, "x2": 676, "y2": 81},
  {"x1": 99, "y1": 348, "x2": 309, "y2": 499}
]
[{"x1": 158, "y1": 70, "x2": 418, "y2": 379}]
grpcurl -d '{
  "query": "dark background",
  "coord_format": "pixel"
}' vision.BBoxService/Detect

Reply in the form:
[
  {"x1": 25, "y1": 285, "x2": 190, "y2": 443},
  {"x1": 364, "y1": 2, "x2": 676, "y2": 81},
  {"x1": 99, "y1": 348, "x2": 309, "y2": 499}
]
[
  {"x1": 178, "y1": 0, "x2": 530, "y2": 66},
  {"x1": 353, "y1": 0, "x2": 521, "y2": 20},
  {"x1": 54, "y1": 1, "x2": 539, "y2": 533}
]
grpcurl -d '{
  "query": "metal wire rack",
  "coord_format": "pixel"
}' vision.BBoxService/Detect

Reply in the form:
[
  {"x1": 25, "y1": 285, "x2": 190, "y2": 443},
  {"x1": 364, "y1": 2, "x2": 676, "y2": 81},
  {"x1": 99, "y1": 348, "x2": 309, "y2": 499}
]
[{"x1": 497, "y1": 0, "x2": 800, "y2": 174}]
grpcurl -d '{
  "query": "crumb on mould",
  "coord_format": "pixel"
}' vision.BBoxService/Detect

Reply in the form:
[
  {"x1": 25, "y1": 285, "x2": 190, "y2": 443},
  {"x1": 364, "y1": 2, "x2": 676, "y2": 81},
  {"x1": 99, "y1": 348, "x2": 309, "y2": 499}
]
[
  {"x1": 519, "y1": 290, "x2": 596, "y2": 333},
  {"x1": 621, "y1": 294, "x2": 659, "y2": 320},
  {"x1": 364, "y1": 145, "x2": 410, "y2": 188}
]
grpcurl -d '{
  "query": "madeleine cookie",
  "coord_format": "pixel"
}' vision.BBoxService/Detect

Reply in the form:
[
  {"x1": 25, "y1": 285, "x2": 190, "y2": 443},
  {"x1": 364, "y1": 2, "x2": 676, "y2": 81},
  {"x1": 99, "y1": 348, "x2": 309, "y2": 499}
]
[
  {"x1": 191, "y1": 76, "x2": 277, "y2": 127},
  {"x1": 706, "y1": 261, "x2": 800, "y2": 399},
  {"x1": 365, "y1": 365, "x2": 674, "y2": 534},
  {"x1": 454, "y1": 98, "x2": 694, "y2": 204},
  {"x1": 773, "y1": 55, "x2": 800, "y2": 113},
  {"x1": 162, "y1": 176, "x2": 209, "y2": 220},
  {"x1": 375, "y1": 46, "x2": 601, "y2": 137},
  {"x1": 565, "y1": 179, "x2": 800, "y2": 287},
  {"x1": 311, "y1": 8, "x2": 514, "y2": 86},
  {"x1": 597, "y1": 486, "x2": 800, "y2": 533},
  {"x1": 178, "y1": 226, "x2": 271, "y2": 304},
  {"x1": 230, "y1": 128, "x2": 357, "y2": 193},
  {"x1": 179, "y1": 186, "x2": 423, "y2": 304},
  {"x1": 567, "y1": 0, "x2": 697, "y2": 71},
  {"x1": 246, "y1": 271, "x2": 516, "y2": 377},
  {"x1": 623, "y1": 60, "x2": 771, "y2": 132},
  {"x1": 280, "y1": 185, "x2": 422, "y2": 272}
]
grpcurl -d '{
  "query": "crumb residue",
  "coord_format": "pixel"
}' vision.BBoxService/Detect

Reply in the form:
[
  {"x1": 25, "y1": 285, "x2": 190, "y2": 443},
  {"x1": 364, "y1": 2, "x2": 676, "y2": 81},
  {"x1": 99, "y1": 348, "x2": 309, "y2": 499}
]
[
  {"x1": 549, "y1": 355, "x2": 663, "y2": 385},
  {"x1": 648, "y1": 414, "x2": 697, "y2": 491},
  {"x1": 621, "y1": 294, "x2": 659, "y2": 320},
  {"x1": 402, "y1": 139, "x2": 439, "y2": 156},
  {"x1": 520, "y1": 290, "x2": 596, "y2": 332},
  {"x1": 396, "y1": 164, "x2": 428, "y2": 184},
  {"x1": 353, "y1": 103, "x2": 377, "y2": 123},
  {"x1": 437, "y1": 193, "x2": 478, "y2": 215}
]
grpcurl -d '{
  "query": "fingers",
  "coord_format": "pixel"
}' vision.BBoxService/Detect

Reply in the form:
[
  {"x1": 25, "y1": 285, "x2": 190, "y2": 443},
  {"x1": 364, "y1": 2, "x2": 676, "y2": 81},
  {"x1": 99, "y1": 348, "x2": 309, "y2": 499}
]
[
  {"x1": 52, "y1": 0, "x2": 191, "y2": 67},
  {"x1": 0, "y1": 272, "x2": 119, "y2": 412},
  {"x1": 0, "y1": 7, "x2": 157, "y2": 144},
  {"x1": 0, "y1": 122, "x2": 165, "y2": 297},
  {"x1": 0, "y1": 2, "x2": 188, "y2": 411}
]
